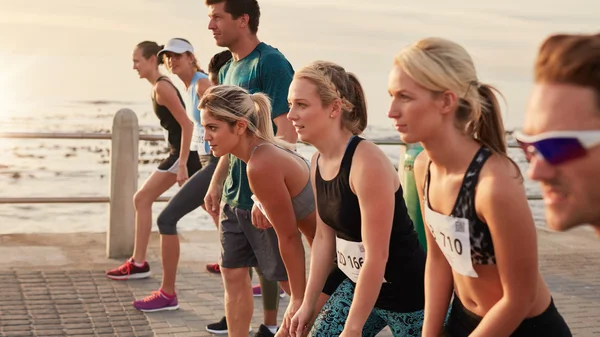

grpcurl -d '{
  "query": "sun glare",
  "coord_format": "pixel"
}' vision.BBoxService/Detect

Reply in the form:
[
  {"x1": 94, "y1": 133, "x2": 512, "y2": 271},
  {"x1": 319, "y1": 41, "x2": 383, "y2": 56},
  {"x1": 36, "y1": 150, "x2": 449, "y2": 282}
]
[
  {"x1": 0, "y1": 90, "x2": 14, "y2": 118},
  {"x1": 0, "y1": 72, "x2": 18, "y2": 118}
]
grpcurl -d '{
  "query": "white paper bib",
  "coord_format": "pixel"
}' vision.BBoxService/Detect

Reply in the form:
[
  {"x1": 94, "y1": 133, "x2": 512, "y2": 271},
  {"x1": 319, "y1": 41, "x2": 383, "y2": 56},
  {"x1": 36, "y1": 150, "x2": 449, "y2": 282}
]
[
  {"x1": 191, "y1": 124, "x2": 210, "y2": 155},
  {"x1": 424, "y1": 205, "x2": 478, "y2": 278},
  {"x1": 336, "y1": 237, "x2": 388, "y2": 283}
]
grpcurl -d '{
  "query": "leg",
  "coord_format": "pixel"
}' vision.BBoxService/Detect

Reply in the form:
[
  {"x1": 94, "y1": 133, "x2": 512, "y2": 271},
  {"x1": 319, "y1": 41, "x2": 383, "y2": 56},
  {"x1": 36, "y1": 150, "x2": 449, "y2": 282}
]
[
  {"x1": 157, "y1": 159, "x2": 214, "y2": 294},
  {"x1": 309, "y1": 281, "x2": 351, "y2": 337},
  {"x1": 256, "y1": 267, "x2": 280, "y2": 327},
  {"x1": 309, "y1": 279, "x2": 385, "y2": 337},
  {"x1": 219, "y1": 203, "x2": 260, "y2": 336},
  {"x1": 238, "y1": 212, "x2": 288, "y2": 330},
  {"x1": 376, "y1": 307, "x2": 424, "y2": 337},
  {"x1": 197, "y1": 155, "x2": 219, "y2": 227},
  {"x1": 310, "y1": 265, "x2": 348, "y2": 326},
  {"x1": 222, "y1": 266, "x2": 253, "y2": 337},
  {"x1": 132, "y1": 170, "x2": 176, "y2": 262}
]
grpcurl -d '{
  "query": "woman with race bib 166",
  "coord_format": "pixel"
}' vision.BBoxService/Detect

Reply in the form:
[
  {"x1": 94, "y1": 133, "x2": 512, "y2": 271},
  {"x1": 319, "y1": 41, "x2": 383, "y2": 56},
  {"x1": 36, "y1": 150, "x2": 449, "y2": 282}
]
[{"x1": 289, "y1": 61, "x2": 427, "y2": 337}]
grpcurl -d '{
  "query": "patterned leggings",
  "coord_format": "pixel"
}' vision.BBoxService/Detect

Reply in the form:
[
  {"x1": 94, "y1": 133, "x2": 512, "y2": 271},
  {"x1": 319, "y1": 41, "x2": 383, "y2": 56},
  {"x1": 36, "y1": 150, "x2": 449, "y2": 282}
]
[{"x1": 309, "y1": 279, "x2": 424, "y2": 337}]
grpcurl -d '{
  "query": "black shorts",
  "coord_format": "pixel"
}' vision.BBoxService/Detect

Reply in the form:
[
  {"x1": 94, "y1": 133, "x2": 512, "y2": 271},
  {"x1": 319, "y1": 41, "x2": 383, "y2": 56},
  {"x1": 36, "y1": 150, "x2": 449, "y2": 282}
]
[
  {"x1": 157, "y1": 151, "x2": 201, "y2": 175},
  {"x1": 445, "y1": 295, "x2": 571, "y2": 336}
]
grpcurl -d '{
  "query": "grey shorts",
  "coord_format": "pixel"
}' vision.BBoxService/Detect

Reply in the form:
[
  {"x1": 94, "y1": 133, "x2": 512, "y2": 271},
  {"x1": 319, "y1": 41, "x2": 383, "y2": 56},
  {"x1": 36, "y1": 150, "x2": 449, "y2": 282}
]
[{"x1": 219, "y1": 203, "x2": 288, "y2": 282}]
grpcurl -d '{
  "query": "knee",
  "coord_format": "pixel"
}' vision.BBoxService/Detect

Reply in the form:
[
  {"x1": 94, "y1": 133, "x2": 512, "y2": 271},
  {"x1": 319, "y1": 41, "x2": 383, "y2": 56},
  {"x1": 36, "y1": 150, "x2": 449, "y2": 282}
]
[
  {"x1": 221, "y1": 267, "x2": 251, "y2": 289},
  {"x1": 133, "y1": 190, "x2": 153, "y2": 210},
  {"x1": 157, "y1": 209, "x2": 178, "y2": 235}
]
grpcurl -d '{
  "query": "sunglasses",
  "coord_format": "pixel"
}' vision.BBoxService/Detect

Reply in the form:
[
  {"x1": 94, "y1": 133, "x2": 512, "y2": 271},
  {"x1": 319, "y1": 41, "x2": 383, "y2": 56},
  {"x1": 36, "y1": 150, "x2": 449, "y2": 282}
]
[{"x1": 514, "y1": 130, "x2": 600, "y2": 165}]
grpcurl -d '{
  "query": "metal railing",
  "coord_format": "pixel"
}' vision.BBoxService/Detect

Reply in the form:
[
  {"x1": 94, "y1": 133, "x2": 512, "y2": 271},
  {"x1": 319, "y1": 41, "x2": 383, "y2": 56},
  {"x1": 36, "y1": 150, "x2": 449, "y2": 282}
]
[{"x1": 0, "y1": 109, "x2": 542, "y2": 258}]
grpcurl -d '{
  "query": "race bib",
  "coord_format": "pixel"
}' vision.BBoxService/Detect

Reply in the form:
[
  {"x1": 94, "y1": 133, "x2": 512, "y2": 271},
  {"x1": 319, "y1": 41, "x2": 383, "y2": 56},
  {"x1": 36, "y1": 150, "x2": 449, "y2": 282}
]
[
  {"x1": 192, "y1": 124, "x2": 210, "y2": 155},
  {"x1": 424, "y1": 206, "x2": 478, "y2": 278},
  {"x1": 335, "y1": 237, "x2": 387, "y2": 283}
]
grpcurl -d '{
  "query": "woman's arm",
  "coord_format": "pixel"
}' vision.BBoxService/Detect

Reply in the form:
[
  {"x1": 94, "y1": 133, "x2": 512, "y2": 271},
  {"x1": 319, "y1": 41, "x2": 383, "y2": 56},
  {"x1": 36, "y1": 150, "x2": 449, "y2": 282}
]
[
  {"x1": 155, "y1": 81, "x2": 193, "y2": 173},
  {"x1": 342, "y1": 141, "x2": 396, "y2": 333},
  {"x1": 469, "y1": 158, "x2": 540, "y2": 336},
  {"x1": 414, "y1": 152, "x2": 454, "y2": 337},
  {"x1": 247, "y1": 151, "x2": 305, "y2": 300},
  {"x1": 195, "y1": 77, "x2": 211, "y2": 99}
]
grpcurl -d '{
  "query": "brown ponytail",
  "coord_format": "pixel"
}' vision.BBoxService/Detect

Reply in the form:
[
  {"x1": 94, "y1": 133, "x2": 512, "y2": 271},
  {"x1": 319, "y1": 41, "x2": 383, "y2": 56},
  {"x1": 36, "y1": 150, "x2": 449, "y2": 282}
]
[{"x1": 345, "y1": 73, "x2": 368, "y2": 135}]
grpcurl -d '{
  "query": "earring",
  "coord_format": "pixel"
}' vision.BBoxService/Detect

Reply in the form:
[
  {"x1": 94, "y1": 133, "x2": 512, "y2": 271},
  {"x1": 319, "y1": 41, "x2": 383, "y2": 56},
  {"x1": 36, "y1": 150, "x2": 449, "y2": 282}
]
[{"x1": 329, "y1": 115, "x2": 333, "y2": 118}]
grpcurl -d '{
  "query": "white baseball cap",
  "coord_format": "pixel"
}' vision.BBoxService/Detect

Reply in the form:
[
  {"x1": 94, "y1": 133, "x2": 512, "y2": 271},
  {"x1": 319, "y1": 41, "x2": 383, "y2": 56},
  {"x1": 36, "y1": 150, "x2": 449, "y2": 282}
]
[{"x1": 157, "y1": 38, "x2": 194, "y2": 57}]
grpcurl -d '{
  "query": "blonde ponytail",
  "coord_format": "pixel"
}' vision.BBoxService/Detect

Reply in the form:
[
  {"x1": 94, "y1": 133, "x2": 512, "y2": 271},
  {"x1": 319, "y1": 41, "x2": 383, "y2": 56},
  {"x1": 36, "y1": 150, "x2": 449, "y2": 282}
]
[{"x1": 199, "y1": 85, "x2": 294, "y2": 150}]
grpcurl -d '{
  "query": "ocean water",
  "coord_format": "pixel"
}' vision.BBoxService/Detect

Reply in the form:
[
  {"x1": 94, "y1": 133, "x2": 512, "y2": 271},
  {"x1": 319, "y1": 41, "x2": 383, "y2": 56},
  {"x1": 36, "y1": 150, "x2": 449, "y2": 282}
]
[{"x1": 0, "y1": 0, "x2": 597, "y2": 233}]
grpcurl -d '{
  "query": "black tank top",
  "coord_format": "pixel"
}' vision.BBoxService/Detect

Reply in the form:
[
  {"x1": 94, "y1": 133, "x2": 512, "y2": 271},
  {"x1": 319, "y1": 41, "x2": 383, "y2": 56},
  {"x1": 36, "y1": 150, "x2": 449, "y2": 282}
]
[
  {"x1": 152, "y1": 76, "x2": 186, "y2": 154},
  {"x1": 315, "y1": 136, "x2": 426, "y2": 312}
]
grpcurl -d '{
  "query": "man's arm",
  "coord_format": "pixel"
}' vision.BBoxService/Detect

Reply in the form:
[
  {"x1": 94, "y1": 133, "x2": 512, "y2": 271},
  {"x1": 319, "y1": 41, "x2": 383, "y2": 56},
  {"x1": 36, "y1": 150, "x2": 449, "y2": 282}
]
[{"x1": 274, "y1": 115, "x2": 297, "y2": 144}]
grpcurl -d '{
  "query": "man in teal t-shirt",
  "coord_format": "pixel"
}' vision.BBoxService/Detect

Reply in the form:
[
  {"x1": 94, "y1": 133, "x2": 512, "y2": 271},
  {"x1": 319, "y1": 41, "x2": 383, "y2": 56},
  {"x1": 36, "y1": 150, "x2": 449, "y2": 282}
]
[
  {"x1": 218, "y1": 42, "x2": 294, "y2": 211},
  {"x1": 204, "y1": 1, "x2": 297, "y2": 336}
]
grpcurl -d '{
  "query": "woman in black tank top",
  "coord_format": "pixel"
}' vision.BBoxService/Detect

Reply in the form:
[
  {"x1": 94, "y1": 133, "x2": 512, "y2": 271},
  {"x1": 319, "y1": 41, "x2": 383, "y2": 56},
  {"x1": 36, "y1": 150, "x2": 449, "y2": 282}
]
[
  {"x1": 388, "y1": 38, "x2": 570, "y2": 336},
  {"x1": 105, "y1": 41, "x2": 199, "y2": 295},
  {"x1": 288, "y1": 61, "x2": 426, "y2": 337}
]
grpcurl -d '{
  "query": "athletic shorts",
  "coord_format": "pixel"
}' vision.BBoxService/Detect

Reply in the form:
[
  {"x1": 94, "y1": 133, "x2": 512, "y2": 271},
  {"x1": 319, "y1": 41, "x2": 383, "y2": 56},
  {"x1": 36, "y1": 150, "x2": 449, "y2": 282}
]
[
  {"x1": 157, "y1": 150, "x2": 201, "y2": 175},
  {"x1": 219, "y1": 203, "x2": 288, "y2": 281},
  {"x1": 444, "y1": 295, "x2": 571, "y2": 336}
]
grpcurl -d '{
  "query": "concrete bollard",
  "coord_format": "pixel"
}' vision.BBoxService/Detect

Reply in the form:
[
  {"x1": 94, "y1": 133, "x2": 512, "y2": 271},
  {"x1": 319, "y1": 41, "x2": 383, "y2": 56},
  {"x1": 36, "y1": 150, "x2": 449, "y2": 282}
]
[{"x1": 107, "y1": 109, "x2": 139, "y2": 258}]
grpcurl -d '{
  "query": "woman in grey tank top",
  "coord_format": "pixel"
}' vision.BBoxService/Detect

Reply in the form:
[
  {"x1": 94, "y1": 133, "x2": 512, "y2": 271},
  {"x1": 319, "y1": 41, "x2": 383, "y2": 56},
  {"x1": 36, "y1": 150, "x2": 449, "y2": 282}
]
[{"x1": 198, "y1": 84, "x2": 345, "y2": 333}]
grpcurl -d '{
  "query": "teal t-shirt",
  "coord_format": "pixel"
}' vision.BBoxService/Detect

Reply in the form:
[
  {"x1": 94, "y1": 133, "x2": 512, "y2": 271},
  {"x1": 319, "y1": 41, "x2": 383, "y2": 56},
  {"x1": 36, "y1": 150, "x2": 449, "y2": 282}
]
[{"x1": 219, "y1": 42, "x2": 294, "y2": 210}]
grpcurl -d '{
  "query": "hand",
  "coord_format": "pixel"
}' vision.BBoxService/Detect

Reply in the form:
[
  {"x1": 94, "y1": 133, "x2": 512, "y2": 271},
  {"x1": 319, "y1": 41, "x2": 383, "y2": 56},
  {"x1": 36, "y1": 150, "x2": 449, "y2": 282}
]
[
  {"x1": 176, "y1": 165, "x2": 188, "y2": 186},
  {"x1": 251, "y1": 203, "x2": 272, "y2": 229},
  {"x1": 204, "y1": 183, "x2": 223, "y2": 217},
  {"x1": 290, "y1": 304, "x2": 315, "y2": 337},
  {"x1": 279, "y1": 297, "x2": 302, "y2": 337}
]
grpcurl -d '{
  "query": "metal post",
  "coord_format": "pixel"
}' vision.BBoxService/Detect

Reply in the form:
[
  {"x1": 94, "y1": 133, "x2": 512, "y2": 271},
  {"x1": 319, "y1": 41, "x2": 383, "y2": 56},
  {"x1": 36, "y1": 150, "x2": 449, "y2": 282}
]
[{"x1": 107, "y1": 109, "x2": 139, "y2": 258}]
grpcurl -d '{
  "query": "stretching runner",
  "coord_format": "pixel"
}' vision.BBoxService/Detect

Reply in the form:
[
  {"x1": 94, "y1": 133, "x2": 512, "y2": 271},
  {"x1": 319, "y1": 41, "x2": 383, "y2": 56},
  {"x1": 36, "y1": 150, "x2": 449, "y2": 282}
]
[
  {"x1": 106, "y1": 41, "x2": 197, "y2": 285},
  {"x1": 127, "y1": 38, "x2": 220, "y2": 311},
  {"x1": 389, "y1": 37, "x2": 571, "y2": 336},
  {"x1": 289, "y1": 61, "x2": 427, "y2": 337}
]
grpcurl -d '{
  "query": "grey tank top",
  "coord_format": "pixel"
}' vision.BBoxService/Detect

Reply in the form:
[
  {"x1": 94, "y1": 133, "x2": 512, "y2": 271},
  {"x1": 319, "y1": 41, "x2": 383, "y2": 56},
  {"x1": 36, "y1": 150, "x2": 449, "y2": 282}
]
[{"x1": 250, "y1": 143, "x2": 315, "y2": 220}]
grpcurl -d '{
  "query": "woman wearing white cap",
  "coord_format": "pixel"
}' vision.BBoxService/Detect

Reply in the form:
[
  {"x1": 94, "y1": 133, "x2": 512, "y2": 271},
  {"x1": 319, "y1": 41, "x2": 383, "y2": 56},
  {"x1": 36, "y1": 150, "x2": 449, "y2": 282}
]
[{"x1": 133, "y1": 38, "x2": 223, "y2": 312}]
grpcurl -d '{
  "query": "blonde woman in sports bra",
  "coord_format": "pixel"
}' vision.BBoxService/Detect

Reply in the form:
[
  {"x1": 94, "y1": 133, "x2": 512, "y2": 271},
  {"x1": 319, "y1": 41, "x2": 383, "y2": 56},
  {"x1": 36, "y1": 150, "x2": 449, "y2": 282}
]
[
  {"x1": 387, "y1": 37, "x2": 572, "y2": 336},
  {"x1": 199, "y1": 84, "x2": 318, "y2": 335}
]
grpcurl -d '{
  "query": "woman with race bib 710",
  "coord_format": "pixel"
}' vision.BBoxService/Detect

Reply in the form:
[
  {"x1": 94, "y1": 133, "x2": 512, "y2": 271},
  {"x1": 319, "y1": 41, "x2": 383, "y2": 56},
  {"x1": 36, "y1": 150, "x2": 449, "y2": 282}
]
[
  {"x1": 288, "y1": 61, "x2": 427, "y2": 337},
  {"x1": 388, "y1": 37, "x2": 572, "y2": 336}
]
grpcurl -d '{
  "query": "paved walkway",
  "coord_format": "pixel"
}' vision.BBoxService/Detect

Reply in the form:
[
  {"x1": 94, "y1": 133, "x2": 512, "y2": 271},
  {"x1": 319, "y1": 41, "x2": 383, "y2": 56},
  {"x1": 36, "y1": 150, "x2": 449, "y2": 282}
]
[{"x1": 0, "y1": 227, "x2": 598, "y2": 337}]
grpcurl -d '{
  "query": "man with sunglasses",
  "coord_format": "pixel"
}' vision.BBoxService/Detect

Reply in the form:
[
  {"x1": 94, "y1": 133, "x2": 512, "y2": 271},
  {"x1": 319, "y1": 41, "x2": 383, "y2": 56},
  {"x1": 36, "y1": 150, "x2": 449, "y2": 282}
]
[{"x1": 516, "y1": 33, "x2": 600, "y2": 235}]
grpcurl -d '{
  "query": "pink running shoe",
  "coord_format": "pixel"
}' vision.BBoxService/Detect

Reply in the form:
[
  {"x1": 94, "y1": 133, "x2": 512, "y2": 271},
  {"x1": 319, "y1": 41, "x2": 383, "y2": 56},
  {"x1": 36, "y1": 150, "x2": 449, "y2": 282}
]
[
  {"x1": 132, "y1": 290, "x2": 179, "y2": 312},
  {"x1": 252, "y1": 285, "x2": 286, "y2": 298}
]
